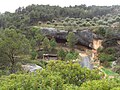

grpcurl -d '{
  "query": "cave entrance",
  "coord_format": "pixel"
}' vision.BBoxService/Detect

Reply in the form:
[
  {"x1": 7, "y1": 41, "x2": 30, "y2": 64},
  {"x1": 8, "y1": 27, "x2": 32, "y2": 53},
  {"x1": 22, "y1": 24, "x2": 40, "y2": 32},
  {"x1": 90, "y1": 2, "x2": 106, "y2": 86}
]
[{"x1": 55, "y1": 38, "x2": 67, "y2": 44}]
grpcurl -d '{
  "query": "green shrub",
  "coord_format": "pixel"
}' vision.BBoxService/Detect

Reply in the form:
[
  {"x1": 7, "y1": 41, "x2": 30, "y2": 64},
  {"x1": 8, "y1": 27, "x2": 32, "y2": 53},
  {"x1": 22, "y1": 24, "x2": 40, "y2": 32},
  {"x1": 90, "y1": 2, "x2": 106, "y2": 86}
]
[
  {"x1": 31, "y1": 50, "x2": 37, "y2": 60},
  {"x1": 57, "y1": 48, "x2": 66, "y2": 60},
  {"x1": 95, "y1": 26, "x2": 106, "y2": 37},
  {"x1": 80, "y1": 79, "x2": 120, "y2": 90},
  {"x1": 105, "y1": 48, "x2": 116, "y2": 54},
  {"x1": 0, "y1": 61, "x2": 102, "y2": 89},
  {"x1": 46, "y1": 61, "x2": 102, "y2": 86},
  {"x1": 65, "y1": 53, "x2": 74, "y2": 61},
  {"x1": 98, "y1": 53, "x2": 116, "y2": 63}
]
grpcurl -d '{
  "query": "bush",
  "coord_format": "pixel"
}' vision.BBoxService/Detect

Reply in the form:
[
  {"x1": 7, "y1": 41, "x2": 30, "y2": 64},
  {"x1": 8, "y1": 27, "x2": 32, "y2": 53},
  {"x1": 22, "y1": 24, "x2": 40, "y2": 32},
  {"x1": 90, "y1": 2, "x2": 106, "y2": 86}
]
[
  {"x1": 65, "y1": 53, "x2": 74, "y2": 61},
  {"x1": 98, "y1": 53, "x2": 116, "y2": 63},
  {"x1": 31, "y1": 50, "x2": 37, "y2": 60},
  {"x1": 95, "y1": 26, "x2": 106, "y2": 37},
  {"x1": 57, "y1": 48, "x2": 66, "y2": 60},
  {"x1": 0, "y1": 71, "x2": 64, "y2": 90},
  {"x1": 80, "y1": 79, "x2": 120, "y2": 90},
  {"x1": 105, "y1": 48, "x2": 116, "y2": 54},
  {"x1": 46, "y1": 61, "x2": 102, "y2": 86},
  {"x1": 0, "y1": 61, "x2": 103, "y2": 89},
  {"x1": 65, "y1": 52, "x2": 79, "y2": 61}
]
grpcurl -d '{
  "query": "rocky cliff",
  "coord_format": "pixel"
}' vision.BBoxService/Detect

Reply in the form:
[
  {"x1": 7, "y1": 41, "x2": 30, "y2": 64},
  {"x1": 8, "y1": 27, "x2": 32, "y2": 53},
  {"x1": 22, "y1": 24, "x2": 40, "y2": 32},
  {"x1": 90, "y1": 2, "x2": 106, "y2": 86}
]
[{"x1": 41, "y1": 28, "x2": 102, "y2": 49}]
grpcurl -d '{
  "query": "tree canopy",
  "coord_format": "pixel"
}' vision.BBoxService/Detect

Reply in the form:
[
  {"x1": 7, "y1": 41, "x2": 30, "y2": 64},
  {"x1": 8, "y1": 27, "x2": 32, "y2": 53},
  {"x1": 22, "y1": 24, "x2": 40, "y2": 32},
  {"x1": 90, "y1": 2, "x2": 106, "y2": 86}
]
[{"x1": 0, "y1": 29, "x2": 30, "y2": 73}]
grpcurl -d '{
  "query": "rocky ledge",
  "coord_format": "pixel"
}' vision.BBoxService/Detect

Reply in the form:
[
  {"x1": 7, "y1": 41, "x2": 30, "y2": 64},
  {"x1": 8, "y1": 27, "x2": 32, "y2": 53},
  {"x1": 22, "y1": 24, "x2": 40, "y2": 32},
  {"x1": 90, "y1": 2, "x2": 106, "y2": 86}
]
[{"x1": 41, "y1": 28, "x2": 102, "y2": 49}]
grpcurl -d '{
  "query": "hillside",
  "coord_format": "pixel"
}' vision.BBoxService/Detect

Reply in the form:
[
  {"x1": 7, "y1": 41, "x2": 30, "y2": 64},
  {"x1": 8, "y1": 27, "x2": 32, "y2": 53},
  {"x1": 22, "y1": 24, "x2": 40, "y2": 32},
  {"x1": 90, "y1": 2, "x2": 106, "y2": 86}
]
[
  {"x1": 0, "y1": 4, "x2": 120, "y2": 29},
  {"x1": 0, "y1": 4, "x2": 120, "y2": 90}
]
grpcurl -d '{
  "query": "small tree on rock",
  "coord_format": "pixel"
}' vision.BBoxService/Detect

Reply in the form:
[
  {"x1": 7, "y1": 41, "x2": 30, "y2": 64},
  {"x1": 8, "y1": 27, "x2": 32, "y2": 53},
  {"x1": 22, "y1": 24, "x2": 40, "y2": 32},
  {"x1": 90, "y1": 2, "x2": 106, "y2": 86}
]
[
  {"x1": 42, "y1": 37, "x2": 50, "y2": 52},
  {"x1": 67, "y1": 32, "x2": 77, "y2": 49}
]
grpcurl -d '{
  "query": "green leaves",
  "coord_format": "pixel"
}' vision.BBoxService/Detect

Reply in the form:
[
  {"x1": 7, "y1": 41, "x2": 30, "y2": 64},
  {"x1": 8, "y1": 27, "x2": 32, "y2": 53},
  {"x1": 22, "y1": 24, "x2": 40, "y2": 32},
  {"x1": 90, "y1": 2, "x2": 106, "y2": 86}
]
[
  {"x1": 57, "y1": 48, "x2": 66, "y2": 60},
  {"x1": 98, "y1": 53, "x2": 116, "y2": 62},
  {"x1": 42, "y1": 37, "x2": 50, "y2": 51},
  {"x1": 0, "y1": 29, "x2": 30, "y2": 73},
  {"x1": 80, "y1": 79, "x2": 120, "y2": 90},
  {"x1": 67, "y1": 32, "x2": 77, "y2": 49},
  {"x1": 46, "y1": 61, "x2": 101, "y2": 86},
  {"x1": 50, "y1": 38, "x2": 57, "y2": 51},
  {"x1": 0, "y1": 61, "x2": 120, "y2": 90}
]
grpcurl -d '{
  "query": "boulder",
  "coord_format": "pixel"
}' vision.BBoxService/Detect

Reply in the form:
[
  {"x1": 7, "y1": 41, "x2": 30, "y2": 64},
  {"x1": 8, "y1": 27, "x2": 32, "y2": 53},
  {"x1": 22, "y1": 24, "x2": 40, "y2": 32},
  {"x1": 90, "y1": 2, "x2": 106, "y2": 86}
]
[{"x1": 22, "y1": 64, "x2": 42, "y2": 72}]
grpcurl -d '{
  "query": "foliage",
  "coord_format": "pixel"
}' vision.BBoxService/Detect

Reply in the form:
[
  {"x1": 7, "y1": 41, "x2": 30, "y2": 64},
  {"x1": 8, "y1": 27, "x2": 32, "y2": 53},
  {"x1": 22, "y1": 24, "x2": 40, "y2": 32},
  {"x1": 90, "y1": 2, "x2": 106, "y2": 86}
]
[
  {"x1": 65, "y1": 52, "x2": 79, "y2": 61},
  {"x1": 80, "y1": 79, "x2": 120, "y2": 90},
  {"x1": 42, "y1": 37, "x2": 50, "y2": 51},
  {"x1": 31, "y1": 50, "x2": 37, "y2": 60},
  {"x1": 65, "y1": 53, "x2": 74, "y2": 60},
  {"x1": 0, "y1": 71, "x2": 64, "y2": 90},
  {"x1": 35, "y1": 30, "x2": 44, "y2": 49},
  {"x1": 50, "y1": 38, "x2": 57, "y2": 51},
  {"x1": 67, "y1": 32, "x2": 77, "y2": 49},
  {"x1": 101, "y1": 68, "x2": 119, "y2": 76},
  {"x1": 98, "y1": 53, "x2": 116, "y2": 63},
  {"x1": 95, "y1": 26, "x2": 106, "y2": 37},
  {"x1": 105, "y1": 47, "x2": 116, "y2": 54},
  {"x1": 0, "y1": 4, "x2": 120, "y2": 89},
  {"x1": 57, "y1": 48, "x2": 66, "y2": 60},
  {"x1": 1, "y1": 4, "x2": 120, "y2": 30},
  {"x1": 0, "y1": 61, "x2": 120, "y2": 89},
  {"x1": 46, "y1": 61, "x2": 102, "y2": 86},
  {"x1": 0, "y1": 29, "x2": 30, "y2": 73},
  {"x1": 30, "y1": 38, "x2": 36, "y2": 50}
]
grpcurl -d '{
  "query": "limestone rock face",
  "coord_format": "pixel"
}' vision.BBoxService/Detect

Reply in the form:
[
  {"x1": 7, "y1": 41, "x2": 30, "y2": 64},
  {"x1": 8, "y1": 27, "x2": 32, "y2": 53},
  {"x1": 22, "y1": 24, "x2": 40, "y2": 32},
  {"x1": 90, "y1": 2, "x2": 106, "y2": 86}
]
[
  {"x1": 75, "y1": 30, "x2": 94, "y2": 48},
  {"x1": 41, "y1": 28, "x2": 102, "y2": 49},
  {"x1": 22, "y1": 64, "x2": 42, "y2": 72}
]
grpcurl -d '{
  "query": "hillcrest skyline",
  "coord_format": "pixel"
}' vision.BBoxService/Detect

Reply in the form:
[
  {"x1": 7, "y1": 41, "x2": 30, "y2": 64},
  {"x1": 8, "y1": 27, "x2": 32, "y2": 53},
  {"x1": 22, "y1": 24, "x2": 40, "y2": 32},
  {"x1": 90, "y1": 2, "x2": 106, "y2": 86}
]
[{"x1": 0, "y1": 0, "x2": 119, "y2": 13}]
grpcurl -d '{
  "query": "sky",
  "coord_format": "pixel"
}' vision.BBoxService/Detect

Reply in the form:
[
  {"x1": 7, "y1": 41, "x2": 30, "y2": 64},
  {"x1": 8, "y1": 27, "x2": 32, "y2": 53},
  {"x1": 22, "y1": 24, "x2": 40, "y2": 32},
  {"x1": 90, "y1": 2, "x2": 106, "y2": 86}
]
[{"x1": 0, "y1": 0, "x2": 119, "y2": 13}]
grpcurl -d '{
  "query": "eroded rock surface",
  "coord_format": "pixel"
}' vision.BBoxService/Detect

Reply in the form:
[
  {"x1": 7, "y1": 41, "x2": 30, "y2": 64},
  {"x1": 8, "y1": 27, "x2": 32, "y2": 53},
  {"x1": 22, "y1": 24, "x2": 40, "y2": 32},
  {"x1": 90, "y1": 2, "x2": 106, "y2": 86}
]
[
  {"x1": 22, "y1": 64, "x2": 42, "y2": 72},
  {"x1": 41, "y1": 28, "x2": 102, "y2": 49}
]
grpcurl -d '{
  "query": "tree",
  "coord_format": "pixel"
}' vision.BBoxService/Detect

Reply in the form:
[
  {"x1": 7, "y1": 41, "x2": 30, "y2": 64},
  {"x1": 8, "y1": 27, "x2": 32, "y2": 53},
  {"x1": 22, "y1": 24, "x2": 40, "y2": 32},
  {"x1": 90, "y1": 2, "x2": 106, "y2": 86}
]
[
  {"x1": 50, "y1": 38, "x2": 57, "y2": 51},
  {"x1": 42, "y1": 37, "x2": 50, "y2": 51},
  {"x1": 30, "y1": 38, "x2": 36, "y2": 50},
  {"x1": 67, "y1": 32, "x2": 77, "y2": 49},
  {"x1": 31, "y1": 50, "x2": 37, "y2": 60},
  {"x1": 0, "y1": 29, "x2": 30, "y2": 73},
  {"x1": 57, "y1": 48, "x2": 66, "y2": 60},
  {"x1": 65, "y1": 52, "x2": 74, "y2": 61},
  {"x1": 35, "y1": 31, "x2": 44, "y2": 50}
]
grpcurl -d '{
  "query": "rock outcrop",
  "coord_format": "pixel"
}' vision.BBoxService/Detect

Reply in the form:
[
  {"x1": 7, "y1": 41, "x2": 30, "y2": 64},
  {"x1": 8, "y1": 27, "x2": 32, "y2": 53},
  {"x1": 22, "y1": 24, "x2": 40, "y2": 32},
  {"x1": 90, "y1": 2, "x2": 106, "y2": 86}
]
[
  {"x1": 41, "y1": 28, "x2": 102, "y2": 49},
  {"x1": 22, "y1": 64, "x2": 42, "y2": 72}
]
